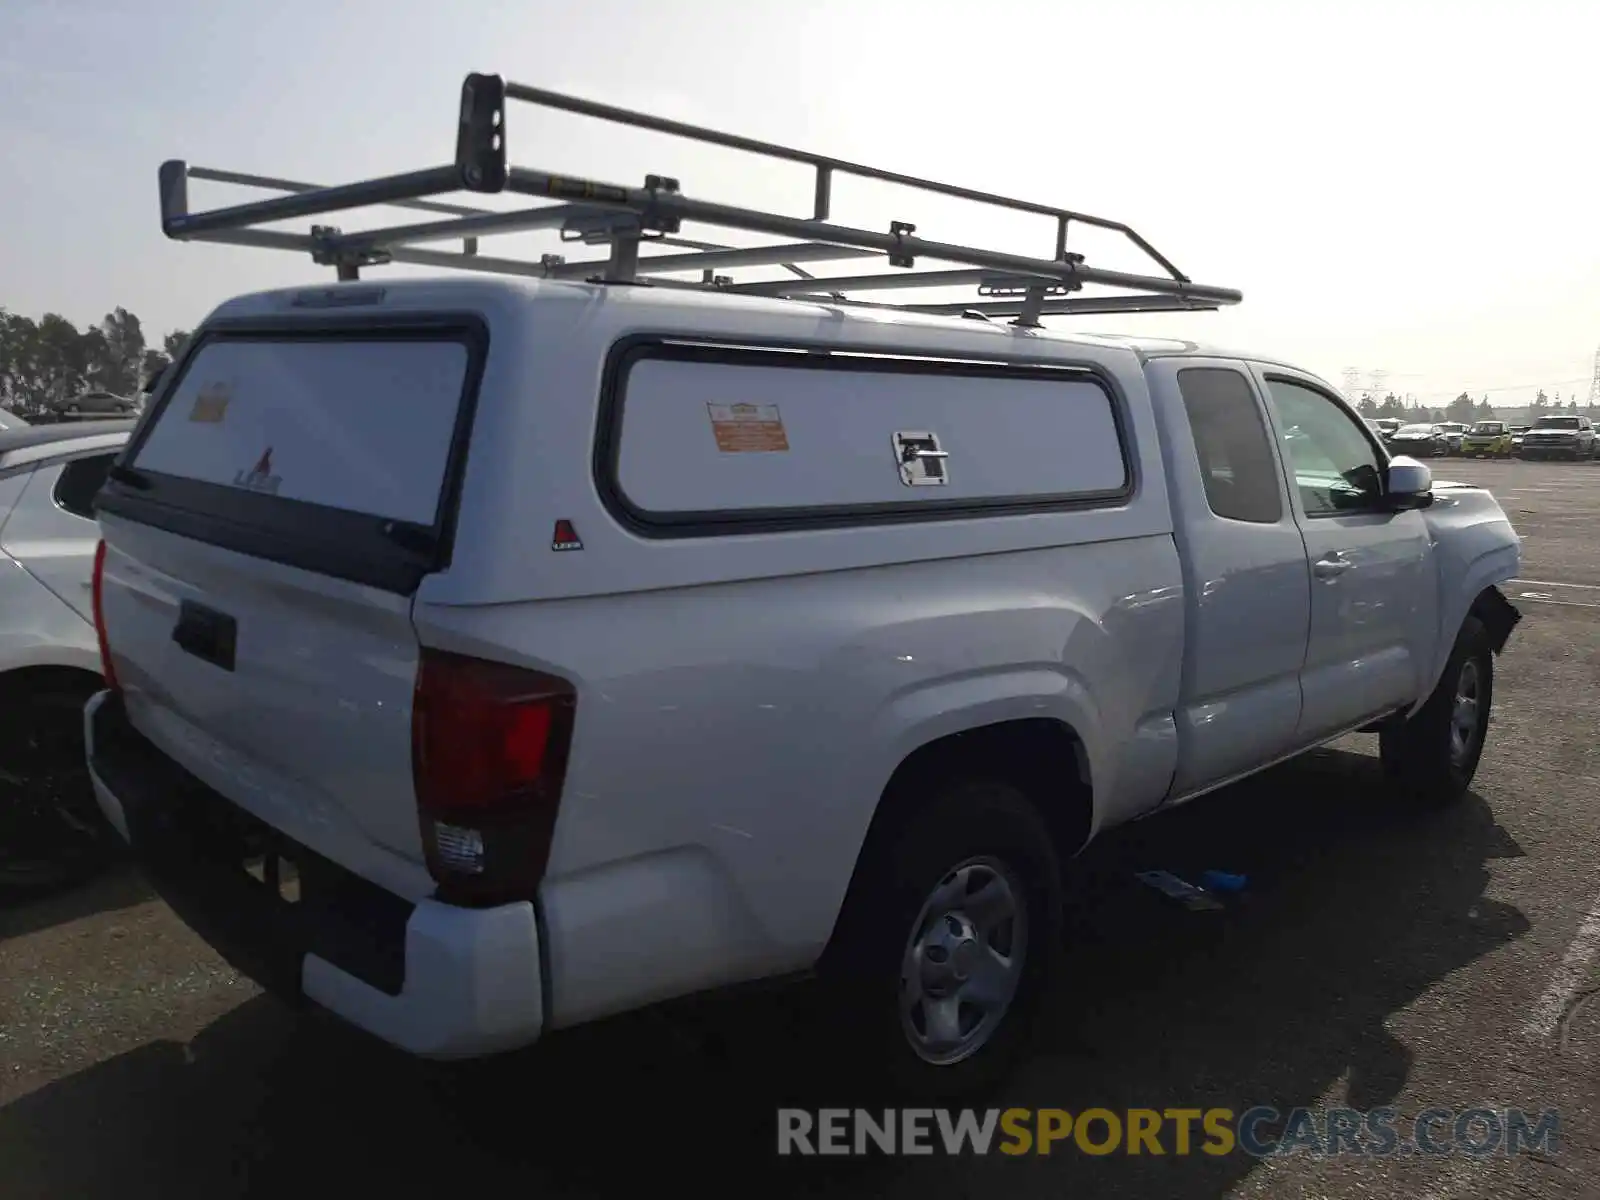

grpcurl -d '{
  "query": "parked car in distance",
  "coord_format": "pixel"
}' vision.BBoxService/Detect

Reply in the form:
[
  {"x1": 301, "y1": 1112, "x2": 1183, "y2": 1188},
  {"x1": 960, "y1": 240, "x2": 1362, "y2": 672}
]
[
  {"x1": 1510, "y1": 426, "x2": 1530, "y2": 455},
  {"x1": 1387, "y1": 422, "x2": 1451, "y2": 457},
  {"x1": 1460, "y1": 420, "x2": 1514, "y2": 458},
  {"x1": 1518, "y1": 414, "x2": 1597, "y2": 461},
  {"x1": 51, "y1": 390, "x2": 135, "y2": 418},
  {"x1": 1372, "y1": 417, "x2": 1402, "y2": 441},
  {"x1": 0, "y1": 419, "x2": 134, "y2": 887},
  {"x1": 89, "y1": 275, "x2": 1524, "y2": 1095},
  {"x1": 1438, "y1": 422, "x2": 1468, "y2": 454}
]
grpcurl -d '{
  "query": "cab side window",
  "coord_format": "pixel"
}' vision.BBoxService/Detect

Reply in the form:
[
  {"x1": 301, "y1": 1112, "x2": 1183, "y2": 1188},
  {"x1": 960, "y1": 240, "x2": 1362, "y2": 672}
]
[
  {"x1": 1175, "y1": 367, "x2": 1283, "y2": 524},
  {"x1": 1267, "y1": 380, "x2": 1385, "y2": 517}
]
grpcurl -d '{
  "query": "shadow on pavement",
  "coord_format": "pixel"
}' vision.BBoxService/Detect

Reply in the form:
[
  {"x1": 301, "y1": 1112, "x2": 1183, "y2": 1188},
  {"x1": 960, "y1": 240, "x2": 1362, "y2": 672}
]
[
  {"x1": 0, "y1": 747, "x2": 1529, "y2": 1199},
  {"x1": 0, "y1": 864, "x2": 149, "y2": 945}
]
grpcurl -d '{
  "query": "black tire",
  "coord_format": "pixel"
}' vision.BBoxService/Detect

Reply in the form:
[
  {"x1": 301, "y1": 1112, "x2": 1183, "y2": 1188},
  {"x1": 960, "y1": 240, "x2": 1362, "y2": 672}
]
[
  {"x1": 1379, "y1": 617, "x2": 1493, "y2": 807},
  {"x1": 0, "y1": 686, "x2": 118, "y2": 890},
  {"x1": 820, "y1": 780, "x2": 1064, "y2": 1101}
]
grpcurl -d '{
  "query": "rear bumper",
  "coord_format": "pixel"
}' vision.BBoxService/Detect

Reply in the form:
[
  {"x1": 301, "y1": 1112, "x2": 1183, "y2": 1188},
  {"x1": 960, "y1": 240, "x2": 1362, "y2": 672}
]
[{"x1": 85, "y1": 690, "x2": 544, "y2": 1059}]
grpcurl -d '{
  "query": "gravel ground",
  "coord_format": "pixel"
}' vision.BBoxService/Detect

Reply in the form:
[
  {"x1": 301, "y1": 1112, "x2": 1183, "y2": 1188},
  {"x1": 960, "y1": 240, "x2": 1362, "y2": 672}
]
[{"x1": 1, "y1": 458, "x2": 1598, "y2": 1200}]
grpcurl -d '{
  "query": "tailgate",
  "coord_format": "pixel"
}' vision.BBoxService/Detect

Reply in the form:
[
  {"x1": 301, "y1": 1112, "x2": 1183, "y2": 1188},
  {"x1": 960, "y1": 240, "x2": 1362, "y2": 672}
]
[{"x1": 95, "y1": 320, "x2": 485, "y2": 888}]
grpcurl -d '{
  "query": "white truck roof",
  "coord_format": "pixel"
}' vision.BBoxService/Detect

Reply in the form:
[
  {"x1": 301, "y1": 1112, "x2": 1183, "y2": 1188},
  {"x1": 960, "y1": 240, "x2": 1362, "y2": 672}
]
[{"x1": 205, "y1": 274, "x2": 1292, "y2": 374}]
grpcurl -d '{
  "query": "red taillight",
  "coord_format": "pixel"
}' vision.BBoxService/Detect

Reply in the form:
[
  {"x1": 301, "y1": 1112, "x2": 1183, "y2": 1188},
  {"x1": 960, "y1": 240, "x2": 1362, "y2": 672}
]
[
  {"x1": 411, "y1": 648, "x2": 577, "y2": 906},
  {"x1": 92, "y1": 539, "x2": 119, "y2": 691}
]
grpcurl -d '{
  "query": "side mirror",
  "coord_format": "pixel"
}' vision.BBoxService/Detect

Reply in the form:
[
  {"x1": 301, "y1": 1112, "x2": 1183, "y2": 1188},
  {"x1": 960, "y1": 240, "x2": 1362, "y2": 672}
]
[{"x1": 1385, "y1": 456, "x2": 1433, "y2": 510}]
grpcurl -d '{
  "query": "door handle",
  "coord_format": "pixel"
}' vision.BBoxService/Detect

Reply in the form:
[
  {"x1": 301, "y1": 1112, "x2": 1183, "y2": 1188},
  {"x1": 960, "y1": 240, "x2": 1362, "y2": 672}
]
[
  {"x1": 1313, "y1": 554, "x2": 1352, "y2": 580},
  {"x1": 172, "y1": 600, "x2": 238, "y2": 672}
]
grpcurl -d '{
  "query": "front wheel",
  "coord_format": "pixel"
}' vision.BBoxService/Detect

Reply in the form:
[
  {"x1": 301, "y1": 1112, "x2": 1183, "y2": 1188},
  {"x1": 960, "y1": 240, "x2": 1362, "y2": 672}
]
[
  {"x1": 822, "y1": 780, "x2": 1064, "y2": 1100},
  {"x1": 1380, "y1": 617, "x2": 1493, "y2": 806}
]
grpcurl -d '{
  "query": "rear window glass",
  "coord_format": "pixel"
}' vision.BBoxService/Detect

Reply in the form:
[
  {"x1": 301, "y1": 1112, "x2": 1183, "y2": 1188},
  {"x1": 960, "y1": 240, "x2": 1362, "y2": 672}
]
[
  {"x1": 131, "y1": 336, "x2": 471, "y2": 527},
  {"x1": 1175, "y1": 367, "x2": 1282, "y2": 524}
]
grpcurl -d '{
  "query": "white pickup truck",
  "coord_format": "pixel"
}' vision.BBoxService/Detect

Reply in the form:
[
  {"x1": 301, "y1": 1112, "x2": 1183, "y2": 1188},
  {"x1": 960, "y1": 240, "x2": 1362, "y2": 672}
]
[{"x1": 87, "y1": 78, "x2": 1522, "y2": 1098}]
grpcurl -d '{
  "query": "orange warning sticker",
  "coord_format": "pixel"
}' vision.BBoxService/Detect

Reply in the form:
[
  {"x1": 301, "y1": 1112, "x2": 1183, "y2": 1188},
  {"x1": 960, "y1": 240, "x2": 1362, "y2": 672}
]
[
  {"x1": 708, "y1": 402, "x2": 789, "y2": 453},
  {"x1": 189, "y1": 382, "x2": 231, "y2": 423}
]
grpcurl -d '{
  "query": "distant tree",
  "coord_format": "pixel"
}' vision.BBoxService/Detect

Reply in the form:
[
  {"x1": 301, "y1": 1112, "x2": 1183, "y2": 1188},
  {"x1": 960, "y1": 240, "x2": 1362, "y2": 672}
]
[
  {"x1": 1566, "y1": 398, "x2": 1579, "y2": 411},
  {"x1": 1473, "y1": 395, "x2": 1495, "y2": 419},
  {"x1": 1531, "y1": 389, "x2": 1549, "y2": 412},
  {"x1": 140, "y1": 348, "x2": 170, "y2": 385},
  {"x1": 96, "y1": 307, "x2": 146, "y2": 395},
  {"x1": 35, "y1": 314, "x2": 91, "y2": 405},
  {"x1": 1377, "y1": 393, "x2": 1406, "y2": 418},
  {"x1": 0, "y1": 305, "x2": 190, "y2": 412},
  {"x1": 162, "y1": 330, "x2": 191, "y2": 359},
  {"x1": 1445, "y1": 392, "x2": 1476, "y2": 423},
  {"x1": 1357, "y1": 395, "x2": 1379, "y2": 416}
]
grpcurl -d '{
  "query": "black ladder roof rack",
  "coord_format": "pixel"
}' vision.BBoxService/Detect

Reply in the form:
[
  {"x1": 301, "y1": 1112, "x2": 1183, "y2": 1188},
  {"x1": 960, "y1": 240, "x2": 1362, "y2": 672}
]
[{"x1": 158, "y1": 73, "x2": 1242, "y2": 326}]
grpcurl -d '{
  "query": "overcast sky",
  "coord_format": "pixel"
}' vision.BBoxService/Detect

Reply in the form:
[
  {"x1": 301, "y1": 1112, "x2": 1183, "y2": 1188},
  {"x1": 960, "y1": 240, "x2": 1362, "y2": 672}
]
[{"x1": 2, "y1": 0, "x2": 1596, "y2": 406}]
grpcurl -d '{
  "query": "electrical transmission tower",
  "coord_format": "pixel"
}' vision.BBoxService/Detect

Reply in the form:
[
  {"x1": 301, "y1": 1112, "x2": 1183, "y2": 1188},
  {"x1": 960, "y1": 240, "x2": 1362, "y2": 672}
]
[
  {"x1": 1588, "y1": 346, "x2": 1600, "y2": 406},
  {"x1": 1343, "y1": 367, "x2": 1363, "y2": 396},
  {"x1": 1368, "y1": 369, "x2": 1389, "y2": 399}
]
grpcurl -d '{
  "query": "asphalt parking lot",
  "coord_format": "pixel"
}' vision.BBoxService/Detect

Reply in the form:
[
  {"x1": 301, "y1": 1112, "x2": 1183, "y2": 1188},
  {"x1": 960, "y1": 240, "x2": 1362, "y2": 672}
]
[{"x1": 2, "y1": 458, "x2": 1598, "y2": 1200}]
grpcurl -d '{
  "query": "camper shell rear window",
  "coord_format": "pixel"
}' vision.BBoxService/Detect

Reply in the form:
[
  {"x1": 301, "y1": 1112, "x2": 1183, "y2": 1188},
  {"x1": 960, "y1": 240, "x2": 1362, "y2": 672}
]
[{"x1": 97, "y1": 316, "x2": 487, "y2": 594}]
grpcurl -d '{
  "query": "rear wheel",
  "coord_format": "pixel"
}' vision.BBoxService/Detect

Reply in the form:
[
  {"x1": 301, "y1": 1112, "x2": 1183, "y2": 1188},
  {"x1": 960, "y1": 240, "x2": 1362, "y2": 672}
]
[
  {"x1": 822, "y1": 780, "x2": 1064, "y2": 1100},
  {"x1": 0, "y1": 683, "x2": 118, "y2": 890},
  {"x1": 1380, "y1": 617, "x2": 1493, "y2": 807}
]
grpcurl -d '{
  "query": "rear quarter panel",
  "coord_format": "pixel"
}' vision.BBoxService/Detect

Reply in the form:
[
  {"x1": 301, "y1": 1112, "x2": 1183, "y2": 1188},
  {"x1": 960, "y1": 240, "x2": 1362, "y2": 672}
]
[
  {"x1": 415, "y1": 536, "x2": 1183, "y2": 1019},
  {"x1": 0, "y1": 469, "x2": 99, "y2": 675}
]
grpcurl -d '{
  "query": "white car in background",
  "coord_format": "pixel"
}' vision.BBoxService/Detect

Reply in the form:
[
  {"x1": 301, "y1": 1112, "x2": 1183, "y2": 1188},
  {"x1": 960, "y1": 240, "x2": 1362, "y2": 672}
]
[{"x1": 0, "y1": 419, "x2": 133, "y2": 887}]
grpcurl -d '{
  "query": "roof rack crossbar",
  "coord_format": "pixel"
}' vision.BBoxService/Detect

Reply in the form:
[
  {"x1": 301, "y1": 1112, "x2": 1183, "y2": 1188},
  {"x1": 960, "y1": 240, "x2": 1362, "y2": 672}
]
[
  {"x1": 161, "y1": 162, "x2": 469, "y2": 240},
  {"x1": 541, "y1": 242, "x2": 879, "y2": 280},
  {"x1": 188, "y1": 226, "x2": 555, "y2": 279},
  {"x1": 906, "y1": 295, "x2": 1224, "y2": 318},
  {"x1": 725, "y1": 268, "x2": 1059, "y2": 298},
  {"x1": 186, "y1": 167, "x2": 494, "y2": 219},
  {"x1": 337, "y1": 203, "x2": 602, "y2": 250},
  {"x1": 157, "y1": 71, "x2": 1242, "y2": 315}
]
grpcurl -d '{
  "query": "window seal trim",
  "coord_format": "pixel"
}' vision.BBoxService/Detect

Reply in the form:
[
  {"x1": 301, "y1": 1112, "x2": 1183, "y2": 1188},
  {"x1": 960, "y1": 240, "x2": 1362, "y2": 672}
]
[{"x1": 1262, "y1": 372, "x2": 1392, "y2": 520}]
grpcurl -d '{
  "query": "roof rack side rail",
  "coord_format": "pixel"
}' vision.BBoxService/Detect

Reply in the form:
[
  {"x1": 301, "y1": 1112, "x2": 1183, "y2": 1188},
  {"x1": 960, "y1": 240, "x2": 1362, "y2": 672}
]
[
  {"x1": 157, "y1": 71, "x2": 1242, "y2": 317},
  {"x1": 499, "y1": 82, "x2": 1190, "y2": 282}
]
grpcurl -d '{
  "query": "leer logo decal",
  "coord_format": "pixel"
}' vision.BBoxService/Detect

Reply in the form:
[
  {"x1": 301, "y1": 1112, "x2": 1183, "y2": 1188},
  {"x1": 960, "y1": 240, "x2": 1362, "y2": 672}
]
[
  {"x1": 551, "y1": 519, "x2": 583, "y2": 551},
  {"x1": 233, "y1": 446, "x2": 282, "y2": 495}
]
